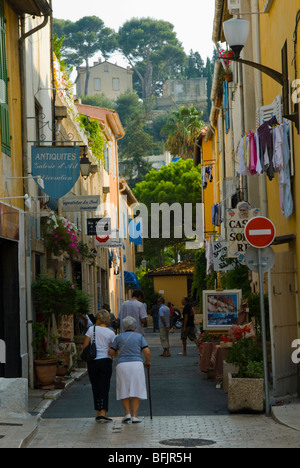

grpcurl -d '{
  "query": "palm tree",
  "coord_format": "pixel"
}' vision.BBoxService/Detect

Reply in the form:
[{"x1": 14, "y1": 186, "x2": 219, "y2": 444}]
[{"x1": 162, "y1": 105, "x2": 205, "y2": 160}]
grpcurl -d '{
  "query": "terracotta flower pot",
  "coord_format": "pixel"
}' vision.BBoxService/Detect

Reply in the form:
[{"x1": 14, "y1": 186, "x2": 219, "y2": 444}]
[
  {"x1": 34, "y1": 359, "x2": 57, "y2": 386},
  {"x1": 224, "y1": 73, "x2": 233, "y2": 82}
]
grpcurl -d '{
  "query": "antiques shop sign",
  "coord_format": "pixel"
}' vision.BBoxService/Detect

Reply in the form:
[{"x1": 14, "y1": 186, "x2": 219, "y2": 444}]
[{"x1": 31, "y1": 145, "x2": 80, "y2": 199}]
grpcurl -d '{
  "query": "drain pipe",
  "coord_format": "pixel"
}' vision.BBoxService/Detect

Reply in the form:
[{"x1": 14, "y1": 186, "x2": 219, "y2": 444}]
[
  {"x1": 19, "y1": 5, "x2": 52, "y2": 388},
  {"x1": 252, "y1": 0, "x2": 268, "y2": 217}
]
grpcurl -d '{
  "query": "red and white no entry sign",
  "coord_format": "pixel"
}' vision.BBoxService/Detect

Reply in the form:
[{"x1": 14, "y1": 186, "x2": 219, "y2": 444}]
[{"x1": 245, "y1": 217, "x2": 276, "y2": 249}]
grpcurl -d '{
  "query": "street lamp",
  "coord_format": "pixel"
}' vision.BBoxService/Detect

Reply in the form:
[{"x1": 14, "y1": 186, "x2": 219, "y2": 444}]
[
  {"x1": 223, "y1": 18, "x2": 250, "y2": 59},
  {"x1": 80, "y1": 146, "x2": 91, "y2": 180},
  {"x1": 222, "y1": 18, "x2": 299, "y2": 132}
]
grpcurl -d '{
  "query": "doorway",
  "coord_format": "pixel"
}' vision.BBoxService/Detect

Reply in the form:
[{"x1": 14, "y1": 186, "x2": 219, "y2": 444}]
[{"x1": 0, "y1": 239, "x2": 21, "y2": 377}]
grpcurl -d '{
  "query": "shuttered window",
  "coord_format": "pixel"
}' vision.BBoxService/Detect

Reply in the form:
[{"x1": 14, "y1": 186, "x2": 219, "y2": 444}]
[{"x1": 0, "y1": 0, "x2": 10, "y2": 156}]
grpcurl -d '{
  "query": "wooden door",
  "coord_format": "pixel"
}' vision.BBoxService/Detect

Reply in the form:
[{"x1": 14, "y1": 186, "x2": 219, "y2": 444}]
[{"x1": 270, "y1": 251, "x2": 299, "y2": 396}]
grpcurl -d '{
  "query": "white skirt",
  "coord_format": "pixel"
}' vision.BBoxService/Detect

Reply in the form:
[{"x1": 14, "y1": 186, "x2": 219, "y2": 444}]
[{"x1": 116, "y1": 361, "x2": 147, "y2": 401}]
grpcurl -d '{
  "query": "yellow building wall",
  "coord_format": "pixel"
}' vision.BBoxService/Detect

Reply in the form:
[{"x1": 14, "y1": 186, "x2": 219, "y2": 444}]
[
  {"x1": 0, "y1": 3, "x2": 23, "y2": 210},
  {"x1": 259, "y1": 3, "x2": 298, "y2": 245},
  {"x1": 153, "y1": 276, "x2": 189, "y2": 311},
  {"x1": 202, "y1": 137, "x2": 217, "y2": 237},
  {"x1": 259, "y1": 0, "x2": 300, "y2": 338}
]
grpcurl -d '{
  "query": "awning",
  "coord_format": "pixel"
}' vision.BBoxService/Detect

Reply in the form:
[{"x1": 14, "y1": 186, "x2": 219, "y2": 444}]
[{"x1": 124, "y1": 271, "x2": 141, "y2": 289}]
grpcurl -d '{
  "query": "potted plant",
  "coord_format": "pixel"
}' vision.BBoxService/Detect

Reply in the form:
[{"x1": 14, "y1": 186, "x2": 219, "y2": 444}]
[
  {"x1": 226, "y1": 328, "x2": 264, "y2": 413},
  {"x1": 41, "y1": 214, "x2": 97, "y2": 264},
  {"x1": 32, "y1": 323, "x2": 58, "y2": 387},
  {"x1": 219, "y1": 48, "x2": 234, "y2": 82},
  {"x1": 32, "y1": 276, "x2": 91, "y2": 385},
  {"x1": 42, "y1": 214, "x2": 80, "y2": 260}
]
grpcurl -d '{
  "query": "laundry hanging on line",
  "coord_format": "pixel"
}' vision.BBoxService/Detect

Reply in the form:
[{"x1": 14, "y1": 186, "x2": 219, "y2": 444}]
[
  {"x1": 237, "y1": 117, "x2": 293, "y2": 220},
  {"x1": 202, "y1": 165, "x2": 213, "y2": 190}
]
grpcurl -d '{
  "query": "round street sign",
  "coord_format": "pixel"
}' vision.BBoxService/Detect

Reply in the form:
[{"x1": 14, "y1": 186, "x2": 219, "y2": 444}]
[
  {"x1": 245, "y1": 246, "x2": 275, "y2": 273},
  {"x1": 245, "y1": 217, "x2": 276, "y2": 249}
]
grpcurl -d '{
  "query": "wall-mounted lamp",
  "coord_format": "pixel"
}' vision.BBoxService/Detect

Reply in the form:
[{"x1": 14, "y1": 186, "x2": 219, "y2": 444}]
[
  {"x1": 223, "y1": 18, "x2": 299, "y2": 133},
  {"x1": 80, "y1": 146, "x2": 91, "y2": 180}
]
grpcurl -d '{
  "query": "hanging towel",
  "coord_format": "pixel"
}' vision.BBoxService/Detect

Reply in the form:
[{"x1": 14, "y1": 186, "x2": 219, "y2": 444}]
[{"x1": 249, "y1": 132, "x2": 258, "y2": 175}]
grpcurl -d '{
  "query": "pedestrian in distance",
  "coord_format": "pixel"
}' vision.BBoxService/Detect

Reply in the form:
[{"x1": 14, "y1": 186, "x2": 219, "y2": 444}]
[
  {"x1": 150, "y1": 301, "x2": 159, "y2": 332},
  {"x1": 180, "y1": 297, "x2": 197, "y2": 356},
  {"x1": 82, "y1": 309, "x2": 116, "y2": 423},
  {"x1": 119, "y1": 289, "x2": 148, "y2": 335},
  {"x1": 109, "y1": 316, "x2": 151, "y2": 424},
  {"x1": 158, "y1": 297, "x2": 171, "y2": 357},
  {"x1": 103, "y1": 303, "x2": 120, "y2": 334}
]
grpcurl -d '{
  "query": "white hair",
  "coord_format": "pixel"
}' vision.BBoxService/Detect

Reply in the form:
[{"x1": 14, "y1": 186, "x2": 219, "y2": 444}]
[{"x1": 122, "y1": 316, "x2": 137, "y2": 331}]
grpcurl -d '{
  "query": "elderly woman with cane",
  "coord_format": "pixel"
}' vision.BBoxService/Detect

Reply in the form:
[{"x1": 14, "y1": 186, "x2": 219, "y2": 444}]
[{"x1": 109, "y1": 316, "x2": 151, "y2": 424}]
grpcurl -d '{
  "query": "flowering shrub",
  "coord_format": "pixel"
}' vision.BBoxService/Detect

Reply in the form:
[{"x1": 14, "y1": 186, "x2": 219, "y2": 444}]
[
  {"x1": 220, "y1": 334, "x2": 233, "y2": 343},
  {"x1": 42, "y1": 214, "x2": 96, "y2": 264},
  {"x1": 196, "y1": 331, "x2": 220, "y2": 354},
  {"x1": 233, "y1": 326, "x2": 251, "y2": 341},
  {"x1": 32, "y1": 275, "x2": 91, "y2": 317},
  {"x1": 219, "y1": 48, "x2": 235, "y2": 71},
  {"x1": 43, "y1": 215, "x2": 80, "y2": 259}
]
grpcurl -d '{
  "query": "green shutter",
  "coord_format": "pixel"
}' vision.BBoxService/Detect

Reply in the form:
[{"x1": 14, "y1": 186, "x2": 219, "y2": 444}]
[{"x1": 0, "y1": 0, "x2": 10, "y2": 157}]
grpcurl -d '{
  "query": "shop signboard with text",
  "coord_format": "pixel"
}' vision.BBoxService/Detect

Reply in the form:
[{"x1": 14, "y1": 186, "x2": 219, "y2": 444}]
[{"x1": 31, "y1": 145, "x2": 80, "y2": 199}]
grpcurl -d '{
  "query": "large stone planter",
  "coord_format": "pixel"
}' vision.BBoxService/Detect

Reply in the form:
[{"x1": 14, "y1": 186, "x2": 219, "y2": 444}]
[
  {"x1": 0, "y1": 379, "x2": 28, "y2": 418},
  {"x1": 228, "y1": 373, "x2": 264, "y2": 413},
  {"x1": 223, "y1": 361, "x2": 239, "y2": 394}
]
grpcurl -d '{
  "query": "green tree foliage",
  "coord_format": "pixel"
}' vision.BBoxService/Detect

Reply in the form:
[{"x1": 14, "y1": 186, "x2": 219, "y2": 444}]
[
  {"x1": 184, "y1": 50, "x2": 205, "y2": 78},
  {"x1": 133, "y1": 159, "x2": 202, "y2": 266},
  {"x1": 162, "y1": 105, "x2": 205, "y2": 159},
  {"x1": 115, "y1": 91, "x2": 142, "y2": 127},
  {"x1": 119, "y1": 112, "x2": 154, "y2": 187},
  {"x1": 53, "y1": 17, "x2": 117, "y2": 95},
  {"x1": 80, "y1": 93, "x2": 115, "y2": 110},
  {"x1": 117, "y1": 18, "x2": 186, "y2": 100}
]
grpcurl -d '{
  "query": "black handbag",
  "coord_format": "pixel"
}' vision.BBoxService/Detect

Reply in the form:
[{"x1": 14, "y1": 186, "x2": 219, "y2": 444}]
[{"x1": 81, "y1": 326, "x2": 97, "y2": 362}]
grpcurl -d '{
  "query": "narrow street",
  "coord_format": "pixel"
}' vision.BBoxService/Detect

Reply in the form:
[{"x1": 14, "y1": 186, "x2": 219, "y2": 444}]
[{"x1": 26, "y1": 330, "x2": 300, "y2": 449}]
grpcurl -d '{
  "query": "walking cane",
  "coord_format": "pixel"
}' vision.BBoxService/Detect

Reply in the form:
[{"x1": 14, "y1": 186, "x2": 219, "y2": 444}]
[{"x1": 146, "y1": 365, "x2": 153, "y2": 420}]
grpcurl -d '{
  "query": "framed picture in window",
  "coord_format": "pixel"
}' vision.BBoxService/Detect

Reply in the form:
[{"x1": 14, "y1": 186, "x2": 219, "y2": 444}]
[{"x1": 203, "y1": 290, "x2": 242, "y2": 331}]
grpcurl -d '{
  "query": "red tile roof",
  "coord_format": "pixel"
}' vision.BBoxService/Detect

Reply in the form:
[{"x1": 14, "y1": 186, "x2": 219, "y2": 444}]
[{"x1": 148, "y1": 260, "x2": 195, "y2": 277}]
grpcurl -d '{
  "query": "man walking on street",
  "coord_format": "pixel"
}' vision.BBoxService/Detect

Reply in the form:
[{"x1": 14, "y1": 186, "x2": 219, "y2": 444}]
[
  {"x1": 158, "y1": 297, "x2": 171, "y2": 357},
  {"x1": 180, "y1": 297, "x2": 196, "y2": 356},
  {"x1": 119, "y1": 290, "x2": 148, "y2": 335}
]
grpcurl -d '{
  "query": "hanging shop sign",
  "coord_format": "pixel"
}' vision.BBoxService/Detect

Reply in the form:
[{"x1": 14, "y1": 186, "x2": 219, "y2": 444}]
[
  {"x1": 61, "y1": 196, "x2": 100, "y2": 213},
  {"x1": 31, "y1": 145, "x2": 80, "y2": 199},
  {"x1": 87, "y1": 218, "x2": 110, "y2": 237},
  {"x1": 226, "y1": 201, "x2": 260, "y2": 263},
  {"x1": 95, "y1": 229, "x2": 122, "y2": 248},
  {"x1": 213, "y1": 241, "x2": 236, "y2": 271}
]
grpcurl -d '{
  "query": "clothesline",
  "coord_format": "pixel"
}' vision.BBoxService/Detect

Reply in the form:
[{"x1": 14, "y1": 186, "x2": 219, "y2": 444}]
[{"x1": 237, "y1": 116, "x2": 293, "y2": 220}]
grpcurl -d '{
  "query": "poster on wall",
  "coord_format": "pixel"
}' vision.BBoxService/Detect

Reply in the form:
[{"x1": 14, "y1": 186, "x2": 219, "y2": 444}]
[
  {"x1": 31, "y1": 145, "x2": 80, "y2": 199},
  {"x1": 203, "y1": 290, "x2": 242, "y2": 331}
]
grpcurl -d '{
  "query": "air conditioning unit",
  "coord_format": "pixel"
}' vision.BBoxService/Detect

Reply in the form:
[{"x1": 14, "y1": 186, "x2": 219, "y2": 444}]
[{"x1": 228, "y1": 0, "x2": 240, "y2": 14}]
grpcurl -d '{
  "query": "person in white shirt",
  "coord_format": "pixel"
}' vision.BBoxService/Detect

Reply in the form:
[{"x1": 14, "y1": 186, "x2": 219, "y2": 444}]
[
  {"x1": 83, "y1": 310, "x2": 116, "y2": 423},
  {"x1": 119, "y1": 290, "x2": 148, "y2": 335}
]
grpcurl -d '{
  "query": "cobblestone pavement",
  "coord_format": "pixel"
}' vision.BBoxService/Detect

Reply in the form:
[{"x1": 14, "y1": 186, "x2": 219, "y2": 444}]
[
  {"x1": 27, "y1": 414, "x2": 300, "y2": 448},
  {"x1": 24, "y1": 329, "x2": 300, "y2": 449}
]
